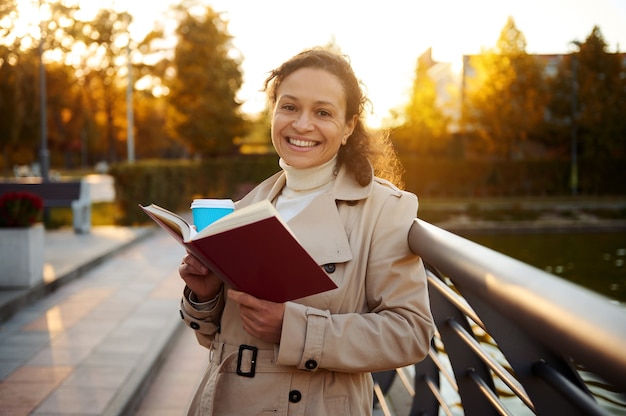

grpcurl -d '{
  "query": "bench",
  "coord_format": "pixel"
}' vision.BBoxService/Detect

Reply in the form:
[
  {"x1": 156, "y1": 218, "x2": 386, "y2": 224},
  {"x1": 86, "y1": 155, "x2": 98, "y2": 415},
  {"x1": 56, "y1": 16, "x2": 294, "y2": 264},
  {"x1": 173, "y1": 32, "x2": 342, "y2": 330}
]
[{"x1": 0, "y1": 180, "x2": 91, "y2": 234}]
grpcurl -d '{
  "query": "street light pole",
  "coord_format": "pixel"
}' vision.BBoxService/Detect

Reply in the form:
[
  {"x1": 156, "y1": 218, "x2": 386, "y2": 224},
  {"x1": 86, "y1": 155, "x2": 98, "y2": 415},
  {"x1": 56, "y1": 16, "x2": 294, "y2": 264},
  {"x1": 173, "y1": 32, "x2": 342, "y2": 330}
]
[
  {"x1": 124, "y1": 9, "x2": 135, "y2": 164},
  {"x1": 38, "y1": 0, "x2": 50, "y2": 182},
  {"x1": 126, "y1": 40, "x2": 135, "y2": 163},
  {"x1": 570, "y1": 42, "x2": 581, "y2": 196}
]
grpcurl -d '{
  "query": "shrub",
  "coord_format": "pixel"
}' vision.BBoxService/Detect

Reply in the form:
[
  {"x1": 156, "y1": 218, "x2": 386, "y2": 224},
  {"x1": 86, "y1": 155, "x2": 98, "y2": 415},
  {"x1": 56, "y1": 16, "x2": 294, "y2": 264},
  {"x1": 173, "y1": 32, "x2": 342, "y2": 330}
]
[{"x1": 0, "y1": 191, "x2": 44, "y2": 227}]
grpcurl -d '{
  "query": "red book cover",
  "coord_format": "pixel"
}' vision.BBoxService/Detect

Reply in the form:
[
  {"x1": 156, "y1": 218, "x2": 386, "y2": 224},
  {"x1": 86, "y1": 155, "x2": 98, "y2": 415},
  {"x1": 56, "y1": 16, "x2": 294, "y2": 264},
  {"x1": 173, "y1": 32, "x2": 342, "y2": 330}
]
[{"x1": 139, "y1": 201, "x2": 337, "y2": 303}]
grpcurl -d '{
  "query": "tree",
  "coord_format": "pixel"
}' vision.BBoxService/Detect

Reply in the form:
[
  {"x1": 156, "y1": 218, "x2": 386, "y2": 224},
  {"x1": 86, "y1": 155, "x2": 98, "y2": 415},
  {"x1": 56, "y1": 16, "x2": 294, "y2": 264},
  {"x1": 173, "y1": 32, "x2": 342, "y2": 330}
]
[
  {"x1": 0, "y1": 0, "x2": 38, "y2": 172},
  {"x1": 391, "y1": 48, "x2": 451, "y2": 156},
  {"x1": 133, "y1": 91, "x2": 187, "y2": 158},
  {"x1": 462, "y1": 17, "x2": 547, "y2": 159},
  {"x1": 548, "y1": 27, "x2": 626, "y2": 159},
  {"x1": 166, "y1": 5, "x2": 247, "y2": 157},
  {"x1": 72, "y1": 8, "x2": 135, "y2": 164},
  {"x1": 0, "y1": 1, "x2": 125, "y2": 170},
  {"x1": 0, "y1": 50, "x2": 40, "y2": 171}
]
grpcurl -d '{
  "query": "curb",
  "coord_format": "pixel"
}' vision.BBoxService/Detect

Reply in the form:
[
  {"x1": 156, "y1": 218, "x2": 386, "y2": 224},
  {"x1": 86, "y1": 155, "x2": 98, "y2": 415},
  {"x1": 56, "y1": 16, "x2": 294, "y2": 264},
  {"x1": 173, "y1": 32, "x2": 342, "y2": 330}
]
[{"x1": 104, "y1": 319, "x2": 185, "y2": 416}]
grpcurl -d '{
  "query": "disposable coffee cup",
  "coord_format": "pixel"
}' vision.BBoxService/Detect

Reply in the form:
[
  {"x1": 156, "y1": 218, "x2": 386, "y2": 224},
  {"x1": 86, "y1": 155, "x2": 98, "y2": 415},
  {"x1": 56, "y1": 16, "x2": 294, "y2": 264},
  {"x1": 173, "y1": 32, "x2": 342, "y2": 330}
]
[{"x1": 191, "y1": 199, "x2": 235, "y2": 231}]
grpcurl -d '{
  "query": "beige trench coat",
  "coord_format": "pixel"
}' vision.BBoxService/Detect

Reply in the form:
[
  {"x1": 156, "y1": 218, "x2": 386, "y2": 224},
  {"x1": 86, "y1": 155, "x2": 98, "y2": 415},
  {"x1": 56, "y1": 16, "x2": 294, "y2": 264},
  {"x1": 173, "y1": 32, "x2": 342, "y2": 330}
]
[{"x1": 179, "y1": 165, "x2": 434, "y2": 415}]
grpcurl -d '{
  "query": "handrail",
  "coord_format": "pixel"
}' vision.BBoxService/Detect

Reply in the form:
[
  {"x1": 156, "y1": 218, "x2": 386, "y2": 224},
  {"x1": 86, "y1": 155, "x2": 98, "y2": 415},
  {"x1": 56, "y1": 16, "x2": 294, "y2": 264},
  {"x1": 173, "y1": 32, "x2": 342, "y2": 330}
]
[{"x1": 374, "y1": 219, "x2": 626, "y2": 415}]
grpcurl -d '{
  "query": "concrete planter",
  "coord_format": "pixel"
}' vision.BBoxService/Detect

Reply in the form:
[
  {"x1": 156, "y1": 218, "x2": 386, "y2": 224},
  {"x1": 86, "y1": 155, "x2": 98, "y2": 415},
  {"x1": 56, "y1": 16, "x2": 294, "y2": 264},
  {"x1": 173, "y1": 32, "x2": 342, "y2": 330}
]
[{"x1": 0, "y1": 223, "x2": 44, "y2": 287}]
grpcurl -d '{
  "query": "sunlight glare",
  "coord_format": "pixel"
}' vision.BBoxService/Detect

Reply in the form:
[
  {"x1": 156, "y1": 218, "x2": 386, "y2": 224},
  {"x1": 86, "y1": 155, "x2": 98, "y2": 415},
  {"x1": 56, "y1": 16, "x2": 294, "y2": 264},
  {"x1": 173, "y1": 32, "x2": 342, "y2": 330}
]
[{"x1": 44, "y1": 306, "x2": 66, "y2": 332}]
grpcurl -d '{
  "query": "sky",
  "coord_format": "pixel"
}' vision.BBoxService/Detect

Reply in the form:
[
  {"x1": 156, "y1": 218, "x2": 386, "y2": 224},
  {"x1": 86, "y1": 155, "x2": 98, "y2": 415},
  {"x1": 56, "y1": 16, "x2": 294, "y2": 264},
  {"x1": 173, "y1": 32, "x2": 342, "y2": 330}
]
[{"x1": 17, "y1": 0, "x2": 626, "y2": 127}]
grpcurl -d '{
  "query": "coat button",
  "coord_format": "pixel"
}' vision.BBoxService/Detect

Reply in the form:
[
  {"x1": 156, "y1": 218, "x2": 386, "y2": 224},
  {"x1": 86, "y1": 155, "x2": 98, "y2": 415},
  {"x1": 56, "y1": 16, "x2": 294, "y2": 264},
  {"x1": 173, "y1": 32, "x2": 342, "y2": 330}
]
[
  {"x1": 305, "y1": 359, "x2": 318, "y2": 370},
  {"x1": 190, "y1": 321, "x2": 200, "y2": 330},
  {"x1": 323, "y1": 263, "x2": 336, "y2": 273},
  {"x1": 289, "y1": 390, "x2": 302, "y2": 403}
]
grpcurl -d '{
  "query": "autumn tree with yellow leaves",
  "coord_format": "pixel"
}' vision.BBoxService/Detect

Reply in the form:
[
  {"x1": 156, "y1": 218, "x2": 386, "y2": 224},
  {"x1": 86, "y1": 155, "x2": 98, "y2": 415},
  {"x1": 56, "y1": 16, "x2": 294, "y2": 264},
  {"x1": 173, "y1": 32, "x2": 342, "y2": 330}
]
[
  {"x1": 462, "y1": 17, "x2": 548, "y2": 160},
  {"x1": 166, "y1": 4, "x2": 247, "y2": 157},
  {"x1": 390, "y1": 49, "x2": 453, "y2": 156}
]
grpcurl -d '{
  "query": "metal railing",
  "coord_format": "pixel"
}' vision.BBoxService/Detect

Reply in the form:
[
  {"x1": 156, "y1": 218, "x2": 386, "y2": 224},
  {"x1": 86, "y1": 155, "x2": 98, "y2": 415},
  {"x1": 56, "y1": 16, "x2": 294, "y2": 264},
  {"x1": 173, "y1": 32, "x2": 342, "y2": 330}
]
[{"x1": 374, "y1": 219, "x2": 626, "y2": 415}]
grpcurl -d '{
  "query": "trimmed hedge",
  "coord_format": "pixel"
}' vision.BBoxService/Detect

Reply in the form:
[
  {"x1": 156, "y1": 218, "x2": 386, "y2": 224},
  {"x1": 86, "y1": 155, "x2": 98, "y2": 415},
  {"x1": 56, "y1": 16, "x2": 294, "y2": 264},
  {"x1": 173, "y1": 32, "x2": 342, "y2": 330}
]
[
  {"x1": 109, "y1": 156, "x2": 280, "y2": 225},
  {"x1": 401, "y1": 157, "x2": 626, "y2": 197},
  {"x1": 109, "y1": 155, "x2": 626, "y2": 225}
]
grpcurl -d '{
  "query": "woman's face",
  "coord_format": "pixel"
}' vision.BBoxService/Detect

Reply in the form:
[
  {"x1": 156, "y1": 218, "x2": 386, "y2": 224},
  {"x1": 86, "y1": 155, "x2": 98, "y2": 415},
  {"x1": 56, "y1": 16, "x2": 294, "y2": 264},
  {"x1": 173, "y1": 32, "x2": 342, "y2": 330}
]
[{"x1": 271, "y1": 68, "x2": 356, "y2": 169}]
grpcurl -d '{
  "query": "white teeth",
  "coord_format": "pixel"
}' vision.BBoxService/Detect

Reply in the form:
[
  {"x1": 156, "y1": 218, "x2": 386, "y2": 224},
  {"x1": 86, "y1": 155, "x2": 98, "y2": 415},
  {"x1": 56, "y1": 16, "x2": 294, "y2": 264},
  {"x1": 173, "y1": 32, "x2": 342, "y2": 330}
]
[{"x1": 288, "y1": 137, "x2": 317, "y2": 147}]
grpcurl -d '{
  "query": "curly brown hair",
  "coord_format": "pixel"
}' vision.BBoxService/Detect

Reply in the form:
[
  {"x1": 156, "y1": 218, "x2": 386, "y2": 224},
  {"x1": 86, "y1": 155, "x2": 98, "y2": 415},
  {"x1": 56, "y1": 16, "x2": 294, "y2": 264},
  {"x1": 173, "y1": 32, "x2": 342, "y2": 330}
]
[{"x1": 264, "y1": 49, "x2": 404, "y2": 188}]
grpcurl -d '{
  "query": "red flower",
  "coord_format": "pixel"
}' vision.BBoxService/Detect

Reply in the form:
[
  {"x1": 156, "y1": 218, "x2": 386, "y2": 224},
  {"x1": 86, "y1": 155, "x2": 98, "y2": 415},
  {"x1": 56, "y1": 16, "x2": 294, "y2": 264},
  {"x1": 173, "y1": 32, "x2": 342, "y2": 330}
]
[{"x1": 0, "y1": 191, "x2": 44, "y2": 227}]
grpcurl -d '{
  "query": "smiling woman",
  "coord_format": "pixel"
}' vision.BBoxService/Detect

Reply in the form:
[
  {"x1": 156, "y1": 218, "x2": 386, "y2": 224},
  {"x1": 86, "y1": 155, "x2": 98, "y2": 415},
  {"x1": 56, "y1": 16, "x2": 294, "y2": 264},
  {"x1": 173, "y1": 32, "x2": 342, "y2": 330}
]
[{"x1": 177, "y1": 48, "x2": 435, "y2": 415}]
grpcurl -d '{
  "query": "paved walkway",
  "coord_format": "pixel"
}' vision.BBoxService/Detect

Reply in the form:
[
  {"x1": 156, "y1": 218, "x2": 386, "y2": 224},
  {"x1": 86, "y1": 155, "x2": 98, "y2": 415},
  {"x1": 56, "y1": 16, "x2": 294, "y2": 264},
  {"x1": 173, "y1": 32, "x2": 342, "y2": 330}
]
[{"x1": 0, "y1": 226, "x2": 199, "y2": 415}]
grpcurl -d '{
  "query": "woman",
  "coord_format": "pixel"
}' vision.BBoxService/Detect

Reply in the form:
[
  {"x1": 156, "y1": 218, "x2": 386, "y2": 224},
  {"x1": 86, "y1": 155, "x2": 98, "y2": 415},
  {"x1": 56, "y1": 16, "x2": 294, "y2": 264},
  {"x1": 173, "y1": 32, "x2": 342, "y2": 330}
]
[{"x1": 179, "y1": 48, "x2": 434, "y2": 415}]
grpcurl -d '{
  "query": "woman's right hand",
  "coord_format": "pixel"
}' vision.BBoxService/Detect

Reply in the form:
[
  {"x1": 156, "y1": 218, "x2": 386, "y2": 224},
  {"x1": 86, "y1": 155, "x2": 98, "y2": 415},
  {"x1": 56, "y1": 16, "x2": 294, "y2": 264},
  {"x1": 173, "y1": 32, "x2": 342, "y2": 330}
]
[{"x1": 179, "y1": 252, "x2": 223, "y2": 302}]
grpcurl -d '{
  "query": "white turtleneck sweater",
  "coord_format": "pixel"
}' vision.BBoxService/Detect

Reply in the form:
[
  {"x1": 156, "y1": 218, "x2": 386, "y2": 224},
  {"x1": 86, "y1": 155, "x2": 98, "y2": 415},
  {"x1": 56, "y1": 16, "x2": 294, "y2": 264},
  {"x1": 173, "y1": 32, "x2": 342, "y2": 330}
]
[{"x1": 275, "y1": 157, "x2": 337, "y2": 223}]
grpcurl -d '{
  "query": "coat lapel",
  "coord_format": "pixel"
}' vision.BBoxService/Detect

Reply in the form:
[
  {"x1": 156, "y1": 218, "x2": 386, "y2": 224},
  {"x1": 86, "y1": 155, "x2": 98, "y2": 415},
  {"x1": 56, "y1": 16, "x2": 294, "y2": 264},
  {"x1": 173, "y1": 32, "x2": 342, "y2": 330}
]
[{"x1": 287, "y1": 192, "x2": 353, "y2": 266}]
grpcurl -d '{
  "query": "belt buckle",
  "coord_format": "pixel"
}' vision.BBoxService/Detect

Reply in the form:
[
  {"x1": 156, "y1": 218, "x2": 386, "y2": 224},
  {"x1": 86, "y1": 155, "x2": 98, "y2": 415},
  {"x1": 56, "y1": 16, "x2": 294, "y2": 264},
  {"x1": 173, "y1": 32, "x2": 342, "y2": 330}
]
[{"x1": 236, "y1": 344, "x2": 258, "y2": 378}]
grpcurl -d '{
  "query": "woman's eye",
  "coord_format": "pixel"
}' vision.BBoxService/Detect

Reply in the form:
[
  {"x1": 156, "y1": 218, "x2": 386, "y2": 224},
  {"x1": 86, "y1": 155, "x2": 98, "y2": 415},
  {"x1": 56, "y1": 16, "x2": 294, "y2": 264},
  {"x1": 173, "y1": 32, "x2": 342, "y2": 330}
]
[
  {"x1": 282, "y1": 104, "x2": 297, "y2": 112},
  {"x1": 317, "y1": 110, "x2": 331, "y2": 117}
]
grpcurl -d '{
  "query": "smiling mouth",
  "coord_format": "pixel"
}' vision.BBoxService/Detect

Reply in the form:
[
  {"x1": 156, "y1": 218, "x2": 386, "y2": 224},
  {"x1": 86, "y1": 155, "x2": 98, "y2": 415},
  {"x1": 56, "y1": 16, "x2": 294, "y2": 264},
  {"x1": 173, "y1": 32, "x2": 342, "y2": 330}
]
[{"x1": 288, "y1": 137, "x2": 318, "y2": 148}]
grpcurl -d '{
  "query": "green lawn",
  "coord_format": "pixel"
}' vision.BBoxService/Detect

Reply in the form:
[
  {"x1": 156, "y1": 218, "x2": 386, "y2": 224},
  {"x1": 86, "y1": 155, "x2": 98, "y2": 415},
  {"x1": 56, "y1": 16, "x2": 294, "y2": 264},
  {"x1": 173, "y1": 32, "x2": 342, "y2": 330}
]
[{"x1": 45, "y1": 202, "x2": 122, "y2": 229}]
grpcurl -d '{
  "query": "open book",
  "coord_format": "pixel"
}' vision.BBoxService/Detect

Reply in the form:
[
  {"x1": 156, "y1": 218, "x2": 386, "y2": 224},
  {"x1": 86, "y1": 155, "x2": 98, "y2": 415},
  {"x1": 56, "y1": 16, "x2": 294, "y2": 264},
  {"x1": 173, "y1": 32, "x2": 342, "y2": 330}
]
[{"x1": 139, "y1": 200, "x2": 337, "y2": 302}]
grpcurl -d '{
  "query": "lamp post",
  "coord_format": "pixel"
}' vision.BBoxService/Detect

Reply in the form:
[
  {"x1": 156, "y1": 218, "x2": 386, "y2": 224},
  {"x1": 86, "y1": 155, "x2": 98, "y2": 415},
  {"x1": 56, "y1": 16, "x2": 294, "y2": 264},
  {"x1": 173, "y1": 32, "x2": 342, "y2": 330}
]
[
  {"x1": 126, "y1": 41, "x2": 135, "y2": 163},
  {"x1": 569, "y1": 41, "x2": 582, "y2": 196},
  {"x1": 38, "y1": 0, "x2": 50, "y2": 182},
  {"x1": 124, "y1": 12, "x2": 135, "y2": 163}
]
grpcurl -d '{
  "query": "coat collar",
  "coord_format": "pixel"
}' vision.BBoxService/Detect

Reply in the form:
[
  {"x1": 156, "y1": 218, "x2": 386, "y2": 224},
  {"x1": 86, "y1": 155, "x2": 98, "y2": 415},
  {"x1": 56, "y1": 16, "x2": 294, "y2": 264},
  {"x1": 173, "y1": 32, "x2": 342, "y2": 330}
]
[{"x1": 331, "y1": 163, "x2": 373, "y2": 202}]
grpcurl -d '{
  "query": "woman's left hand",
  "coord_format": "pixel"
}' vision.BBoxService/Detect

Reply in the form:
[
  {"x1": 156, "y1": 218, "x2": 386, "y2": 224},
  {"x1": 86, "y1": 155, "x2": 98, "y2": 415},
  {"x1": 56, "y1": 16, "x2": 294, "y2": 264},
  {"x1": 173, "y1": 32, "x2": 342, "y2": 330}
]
[{"x1": 228, "y1": 289, "x2": 285, "y2": 344}]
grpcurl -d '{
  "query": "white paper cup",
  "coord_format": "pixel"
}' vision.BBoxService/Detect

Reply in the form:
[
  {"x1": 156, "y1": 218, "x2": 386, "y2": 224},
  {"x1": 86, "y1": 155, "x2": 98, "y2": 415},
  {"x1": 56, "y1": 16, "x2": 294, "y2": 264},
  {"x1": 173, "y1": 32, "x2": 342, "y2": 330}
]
[{"x1": 191, "y1": 199, "x2": 235, "y2": 231}]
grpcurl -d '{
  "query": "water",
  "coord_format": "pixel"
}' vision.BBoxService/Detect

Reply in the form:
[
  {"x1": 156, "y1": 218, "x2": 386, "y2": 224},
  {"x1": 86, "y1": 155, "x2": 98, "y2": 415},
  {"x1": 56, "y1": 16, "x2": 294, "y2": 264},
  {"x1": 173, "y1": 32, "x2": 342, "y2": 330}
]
[{"x1": 456, "y1": 231, "x2": 626, "y2": 304}]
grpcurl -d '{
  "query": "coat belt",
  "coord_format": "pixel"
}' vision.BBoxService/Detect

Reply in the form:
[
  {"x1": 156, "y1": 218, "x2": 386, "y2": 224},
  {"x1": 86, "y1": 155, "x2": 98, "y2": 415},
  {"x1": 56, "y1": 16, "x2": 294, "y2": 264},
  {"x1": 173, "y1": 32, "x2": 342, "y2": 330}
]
[{"x1": 210, "y1": 341, "x2": 296, "y2": 375}]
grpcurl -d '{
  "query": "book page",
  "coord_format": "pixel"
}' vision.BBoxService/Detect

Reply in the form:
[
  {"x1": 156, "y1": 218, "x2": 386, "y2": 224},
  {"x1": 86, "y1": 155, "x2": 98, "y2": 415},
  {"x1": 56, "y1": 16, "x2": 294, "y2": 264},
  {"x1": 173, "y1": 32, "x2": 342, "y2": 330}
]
[{"x1": 142, "y1": 204, "x2": 197, "y2": 241}]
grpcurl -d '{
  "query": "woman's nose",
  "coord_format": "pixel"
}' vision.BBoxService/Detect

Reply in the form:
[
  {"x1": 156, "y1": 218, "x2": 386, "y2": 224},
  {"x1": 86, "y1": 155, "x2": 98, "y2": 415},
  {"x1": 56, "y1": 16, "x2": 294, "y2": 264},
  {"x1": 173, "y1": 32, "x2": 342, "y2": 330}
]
[{"x1": 292, "y1": 113, "x2": 313, "y2": 131}]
